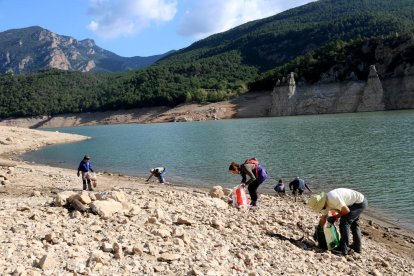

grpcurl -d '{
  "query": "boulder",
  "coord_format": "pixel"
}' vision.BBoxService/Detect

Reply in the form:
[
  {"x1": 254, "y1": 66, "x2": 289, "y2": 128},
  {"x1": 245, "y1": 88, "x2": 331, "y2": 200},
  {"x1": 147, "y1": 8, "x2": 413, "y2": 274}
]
[
  {"x1": 201, "y1": 197, "x2": 229, "y2": 210},
  {"x1": 90, "y1": 200, "x2": 124, "y2": 218},
  {"x1": 38, "y1": 254, "x2": 57, "y2": 270},
  {"x1": 74, "y1": 191, "x2": 92, "y2": 204},
  {"x1": 54, "y1": 191, "x2": 77, "y2": 207},
  {"x1": 97, "y1": 191, "x2": 127, "y2": 202},
  {"x1": 71, "y1": 198, "x2": 88, "y2": 213},
  {"x1": 209, "y1": 186, "x2": 225, "y2": 198}
]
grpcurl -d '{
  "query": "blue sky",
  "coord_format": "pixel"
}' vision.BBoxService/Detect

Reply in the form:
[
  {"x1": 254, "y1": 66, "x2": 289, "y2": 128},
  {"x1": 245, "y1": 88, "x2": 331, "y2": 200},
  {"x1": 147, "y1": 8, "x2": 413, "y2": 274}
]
[{"x1": 0, "y1": 0, "x2": 315, "y2": 57}]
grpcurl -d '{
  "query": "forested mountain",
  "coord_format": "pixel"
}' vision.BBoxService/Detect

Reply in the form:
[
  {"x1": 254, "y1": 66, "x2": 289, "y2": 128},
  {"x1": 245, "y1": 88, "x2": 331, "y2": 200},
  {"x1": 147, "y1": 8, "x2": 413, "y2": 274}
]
[
  {"x1": 158, "y1": 0, "x2": 414, "y2": 71},
  {"x1": 1, "y1": 0, "x2": 414, "y2": 119},
  {"x1": 250, "y1": 34, "x2": 414, "y2": 91},
  {"x1": 0, "y1": 26, "x2": 172, "y2": 74}
]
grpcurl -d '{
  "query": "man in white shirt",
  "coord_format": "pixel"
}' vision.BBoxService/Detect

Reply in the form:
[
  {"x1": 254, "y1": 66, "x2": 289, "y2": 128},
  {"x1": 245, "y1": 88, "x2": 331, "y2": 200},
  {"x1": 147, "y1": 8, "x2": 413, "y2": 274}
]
[{"x1": 308, "y1": 188, "x2": 368, "y2": 255}]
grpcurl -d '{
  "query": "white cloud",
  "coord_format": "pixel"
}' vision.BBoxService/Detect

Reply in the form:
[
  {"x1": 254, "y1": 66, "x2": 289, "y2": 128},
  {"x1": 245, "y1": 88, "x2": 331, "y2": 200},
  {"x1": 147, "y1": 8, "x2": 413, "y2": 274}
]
[
  {"x1": 87, "y1": 0, "x2": 177, "y2": 38},
  {"x1": 177, "y1": 0, "x2": 314, "y2": 39}
]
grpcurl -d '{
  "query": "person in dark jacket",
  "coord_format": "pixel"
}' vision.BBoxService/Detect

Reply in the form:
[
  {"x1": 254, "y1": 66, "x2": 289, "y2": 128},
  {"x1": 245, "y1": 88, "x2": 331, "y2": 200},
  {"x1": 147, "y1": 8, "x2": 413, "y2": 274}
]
[
  {"x1": 229, "y1": 161, "x2": 261, "y2": 208},
  {"x1": 289, "y1": 177, "x2": 312, "y2": 195},
  {"x1": 77, "y1": 155, "x2": 94, "y2": 191},
  {"x1": 274, "y1": 178, "x2": 286, "y2": 195}
]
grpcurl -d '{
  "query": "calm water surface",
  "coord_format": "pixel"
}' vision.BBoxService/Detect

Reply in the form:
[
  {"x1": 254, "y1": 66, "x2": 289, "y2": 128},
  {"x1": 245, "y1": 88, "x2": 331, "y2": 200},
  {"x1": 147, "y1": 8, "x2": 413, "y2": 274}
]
[{"x1": 23, "y1": 110, "x2": 414, "y2": 229}]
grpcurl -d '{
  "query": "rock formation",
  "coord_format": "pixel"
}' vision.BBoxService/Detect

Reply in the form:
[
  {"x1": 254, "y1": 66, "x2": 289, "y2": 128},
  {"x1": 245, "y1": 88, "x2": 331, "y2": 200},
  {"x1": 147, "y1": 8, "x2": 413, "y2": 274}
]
[{"x1": 270, "y1": 65, "x2": 393, "y2": 116}]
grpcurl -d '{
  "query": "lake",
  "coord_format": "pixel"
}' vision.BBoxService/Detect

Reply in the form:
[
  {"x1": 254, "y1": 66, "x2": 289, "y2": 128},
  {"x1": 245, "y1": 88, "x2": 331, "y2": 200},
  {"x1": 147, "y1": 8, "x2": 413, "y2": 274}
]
[{"x1": 23, "y1": 110, "x2": 414, "y2": 230}]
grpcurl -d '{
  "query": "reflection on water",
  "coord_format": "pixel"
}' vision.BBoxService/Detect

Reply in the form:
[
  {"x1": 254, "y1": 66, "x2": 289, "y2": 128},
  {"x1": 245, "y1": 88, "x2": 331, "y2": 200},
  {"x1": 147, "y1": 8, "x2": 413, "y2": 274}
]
[{"x1": 23, "y1": 110, "x2": 414, "y2": 229}]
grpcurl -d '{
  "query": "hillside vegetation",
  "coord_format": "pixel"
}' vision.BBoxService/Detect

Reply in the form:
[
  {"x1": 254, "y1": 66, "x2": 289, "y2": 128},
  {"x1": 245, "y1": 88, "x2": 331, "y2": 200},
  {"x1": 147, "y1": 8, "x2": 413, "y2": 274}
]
[{"x1": 1, "y1": 0, "x2": 414, "y2": 119}]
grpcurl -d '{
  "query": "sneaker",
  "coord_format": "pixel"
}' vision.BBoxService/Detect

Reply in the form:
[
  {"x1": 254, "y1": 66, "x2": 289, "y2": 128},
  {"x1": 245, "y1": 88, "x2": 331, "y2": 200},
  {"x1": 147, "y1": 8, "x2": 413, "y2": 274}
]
[
  {"x1": 331, "y1": 249, "x2": 347, "y2": 256},
  {"x1": 249, "y1": 205, "x2": 258, "y2": 210}
]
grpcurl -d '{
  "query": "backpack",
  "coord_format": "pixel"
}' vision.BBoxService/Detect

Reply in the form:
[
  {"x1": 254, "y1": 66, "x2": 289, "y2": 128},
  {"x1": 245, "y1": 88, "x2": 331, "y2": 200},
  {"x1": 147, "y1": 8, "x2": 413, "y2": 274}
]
[{"x1": 244, "y1": 158, "x2": 268, "y2": 184}]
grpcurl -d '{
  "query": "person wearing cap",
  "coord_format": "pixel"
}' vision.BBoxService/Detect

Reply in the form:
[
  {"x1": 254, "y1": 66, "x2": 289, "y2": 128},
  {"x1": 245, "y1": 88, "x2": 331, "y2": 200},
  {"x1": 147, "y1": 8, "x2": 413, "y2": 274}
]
[
  {"x1": 146, "y1": 167, "x2": 167, "y2": 184},
  {"x1": 308, "y1": 188, "x2": 368, "y2": 255},
  {"x1": 77, "y1": 155, "x2": 95, "y2": 191},
  {"x1": 289, "y1": 176, "x2": 312, "y2": 195}
]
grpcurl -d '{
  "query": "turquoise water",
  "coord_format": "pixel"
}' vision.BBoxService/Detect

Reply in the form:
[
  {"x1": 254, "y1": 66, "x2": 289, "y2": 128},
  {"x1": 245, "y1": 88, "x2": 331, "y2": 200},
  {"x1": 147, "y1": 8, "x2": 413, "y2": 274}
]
[{"x1": 23, "y1": 110, "x2": 414, "y2": 229}]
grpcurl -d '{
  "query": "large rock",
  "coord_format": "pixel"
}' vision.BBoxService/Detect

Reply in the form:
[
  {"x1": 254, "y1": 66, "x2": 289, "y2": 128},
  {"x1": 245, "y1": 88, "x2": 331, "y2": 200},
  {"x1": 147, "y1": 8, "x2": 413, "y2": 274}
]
[
  {"x1": 90, "y1": 200, "x2": 124, "y2": 218},
  {"x1": 200, "y1": 197, "x2": 229, "y2": 210},
  {"x1": 209, "y1": 186, "x2": 225, "y2": 198},
  {"x1": 73, "y1": 191, "x2": 92, "y2": 204},
  {"x1": 54, "y1": 191, "x2": 78, "y2": 207},
  {"x1": 38, "y1": 254, "x2": 57, "y2": 270},
  {"x1": 96, "y1": 191, "x2": 127, "y2": 202}
]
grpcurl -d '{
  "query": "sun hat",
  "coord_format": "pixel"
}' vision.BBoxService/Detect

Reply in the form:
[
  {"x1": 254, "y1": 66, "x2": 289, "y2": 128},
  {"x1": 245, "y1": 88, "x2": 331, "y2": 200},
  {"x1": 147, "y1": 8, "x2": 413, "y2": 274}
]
[
  {"x1": 83, "y1": 155, "x2": 91, "y2": 160},
  {"x1": 308, "y1": 192, "x2": 327, "y2": 213}
]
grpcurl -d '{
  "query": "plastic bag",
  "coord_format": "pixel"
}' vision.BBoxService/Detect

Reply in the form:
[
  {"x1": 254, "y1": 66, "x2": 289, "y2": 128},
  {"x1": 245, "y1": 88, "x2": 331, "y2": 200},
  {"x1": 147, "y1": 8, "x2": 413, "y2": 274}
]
[
  {"x1": 86, "y1": 172, "x2": 97, "y2": 188},
  {"x1": 86, "y1": 172, "x2": 97, "y2": 181},
  {"x1": 324, "y1": 223, "x2": 340, "y2": 250},
  {"x1": 232, "y1": 184, "x2": 250, "y2": 208}
]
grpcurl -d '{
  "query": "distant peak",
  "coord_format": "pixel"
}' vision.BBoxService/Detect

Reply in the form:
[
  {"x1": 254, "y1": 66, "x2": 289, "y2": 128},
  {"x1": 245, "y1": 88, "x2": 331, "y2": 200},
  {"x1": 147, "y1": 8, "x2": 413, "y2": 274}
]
[{"x1": 80, "y1": 39, "x2": 96, "y2": 47}]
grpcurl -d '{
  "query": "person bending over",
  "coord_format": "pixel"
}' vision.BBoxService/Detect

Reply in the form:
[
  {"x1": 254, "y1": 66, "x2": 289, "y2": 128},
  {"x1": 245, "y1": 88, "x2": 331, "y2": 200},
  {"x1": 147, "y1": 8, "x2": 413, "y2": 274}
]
[{"x1": 308, "y1": 188, "x2": 368, "y2": 255}]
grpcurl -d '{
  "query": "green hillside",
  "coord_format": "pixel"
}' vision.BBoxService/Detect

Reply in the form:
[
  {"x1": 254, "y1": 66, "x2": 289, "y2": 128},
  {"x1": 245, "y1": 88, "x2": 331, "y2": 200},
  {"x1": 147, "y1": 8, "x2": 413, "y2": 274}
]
[
  {"x1": 2, "y1": 0, "x2": 414, "y2": 119},
  {"x1": 158, "y1": 0, "x2": 414, "y2": 70}
]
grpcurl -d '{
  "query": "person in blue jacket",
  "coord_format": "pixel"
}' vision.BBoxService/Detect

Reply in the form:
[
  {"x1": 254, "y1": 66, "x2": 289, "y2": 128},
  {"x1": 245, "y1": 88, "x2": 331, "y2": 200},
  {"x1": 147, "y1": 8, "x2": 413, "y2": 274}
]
[
  {"x1": 77, "y1": 155, "x2": 94, "y2": 191},
  {"x1": 289, "y1": 176, "x2": 312, "y2": 195}
]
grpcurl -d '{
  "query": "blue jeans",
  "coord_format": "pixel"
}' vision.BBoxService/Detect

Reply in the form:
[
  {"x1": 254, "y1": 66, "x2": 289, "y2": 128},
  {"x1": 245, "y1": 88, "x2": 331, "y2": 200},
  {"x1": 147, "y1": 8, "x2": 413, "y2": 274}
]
[
  {"x1": 339, "y1": 198, "x2": 368, "y2": 253},
  {"x1": 157, "y1": 168, "x2": 167, "y2": 183}
]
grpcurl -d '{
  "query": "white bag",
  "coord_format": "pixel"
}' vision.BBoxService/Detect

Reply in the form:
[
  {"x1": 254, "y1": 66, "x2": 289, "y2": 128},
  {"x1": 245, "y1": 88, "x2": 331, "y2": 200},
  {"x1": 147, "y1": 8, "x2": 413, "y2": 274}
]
[
  {"x1": 86, "y1": 172, "x2": 97, "y2": 181},
  {"x1": 232, "y1": 184, "x2": 250, "y2": 208}
]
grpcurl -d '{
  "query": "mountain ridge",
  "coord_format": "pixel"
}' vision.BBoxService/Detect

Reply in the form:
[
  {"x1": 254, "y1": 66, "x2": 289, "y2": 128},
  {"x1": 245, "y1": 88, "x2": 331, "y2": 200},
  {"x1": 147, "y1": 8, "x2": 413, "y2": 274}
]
[{"x1": 0, "y1": 26, "x2": 173, "y2": 74}]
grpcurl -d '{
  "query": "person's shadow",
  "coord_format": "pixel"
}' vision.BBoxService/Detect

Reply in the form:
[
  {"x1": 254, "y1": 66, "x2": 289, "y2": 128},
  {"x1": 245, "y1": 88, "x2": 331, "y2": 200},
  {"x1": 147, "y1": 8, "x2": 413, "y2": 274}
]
[{"x1": 265, "y1": 231, "x2": 321, "y2": 251}]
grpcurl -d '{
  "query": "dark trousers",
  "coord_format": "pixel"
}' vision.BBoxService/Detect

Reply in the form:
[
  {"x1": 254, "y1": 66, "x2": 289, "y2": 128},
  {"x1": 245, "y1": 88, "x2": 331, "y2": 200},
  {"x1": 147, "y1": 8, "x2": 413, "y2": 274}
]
[
  {"x1": 82, "y1": 179, "x2": 92, "y2": 191},
  {"x1": 339, "y1": 198, "x2": 368, "y2": 253},
  {"x1": 81, "y1": 171, "x2": 92, "y2": 191},
  {"x1": 292, "y1": 188, "x2": 304, "y2": 195},
  {"x1": 248, "y1": 180, "x2": 261, "y2": 206}
]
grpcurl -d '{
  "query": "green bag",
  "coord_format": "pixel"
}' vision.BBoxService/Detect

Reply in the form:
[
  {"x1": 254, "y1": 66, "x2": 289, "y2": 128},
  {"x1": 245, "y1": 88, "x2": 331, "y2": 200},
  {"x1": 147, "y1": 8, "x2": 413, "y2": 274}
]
[{"x1": 323, "y1": 223, "x2": 340, "y2": 250}]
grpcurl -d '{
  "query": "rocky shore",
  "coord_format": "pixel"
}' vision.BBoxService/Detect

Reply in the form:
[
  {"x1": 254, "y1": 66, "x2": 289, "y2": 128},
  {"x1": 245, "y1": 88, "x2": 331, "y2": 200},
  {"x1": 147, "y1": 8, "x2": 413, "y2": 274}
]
[
  {"x1": 0, "y1": 91, "x2": 272, "y2": 129},
  {"x1": 0, "y1": 126, "x2": 413, "y2": 275}
]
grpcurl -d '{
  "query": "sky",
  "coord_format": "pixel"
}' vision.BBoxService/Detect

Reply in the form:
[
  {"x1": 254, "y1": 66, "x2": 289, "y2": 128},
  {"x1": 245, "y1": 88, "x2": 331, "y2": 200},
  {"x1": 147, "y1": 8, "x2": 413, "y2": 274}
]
[{"x1": 0, "y1": 0, "x2": 315, "y2": 57}]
